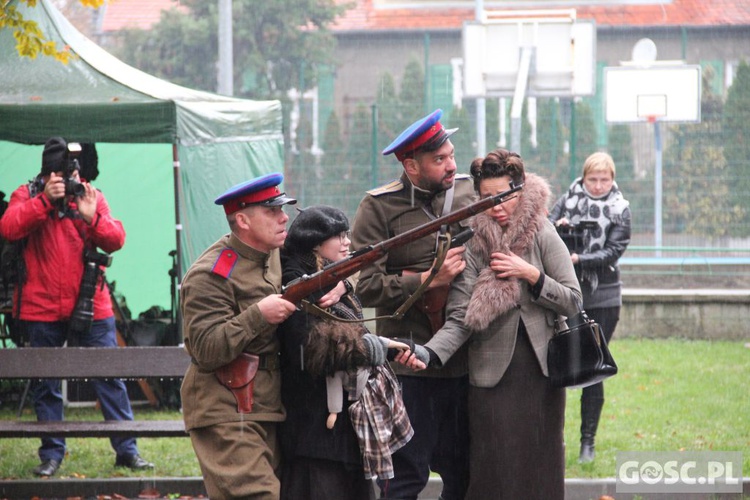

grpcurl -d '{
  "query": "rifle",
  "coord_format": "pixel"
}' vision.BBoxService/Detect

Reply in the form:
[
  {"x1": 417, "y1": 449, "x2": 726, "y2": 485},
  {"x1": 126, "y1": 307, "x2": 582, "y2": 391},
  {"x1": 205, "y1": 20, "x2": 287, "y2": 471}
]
[{"x1": 281, "y1": 181, "x2": 523, "y2": 306}]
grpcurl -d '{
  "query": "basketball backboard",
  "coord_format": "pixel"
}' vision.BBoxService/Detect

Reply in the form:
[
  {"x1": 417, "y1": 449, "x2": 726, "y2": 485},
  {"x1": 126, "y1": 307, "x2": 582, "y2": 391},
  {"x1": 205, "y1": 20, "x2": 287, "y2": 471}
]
[
  {"x1": 463, "y1": 10, "x2": 596, "y2": 98},
  {"x1": 604, "y1": 65, "x2": 702, "y2": 123}
]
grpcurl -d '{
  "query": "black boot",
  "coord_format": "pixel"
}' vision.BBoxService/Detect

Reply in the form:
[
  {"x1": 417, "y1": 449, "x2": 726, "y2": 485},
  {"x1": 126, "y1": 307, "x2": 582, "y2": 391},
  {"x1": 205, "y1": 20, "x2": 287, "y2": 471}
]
[{"x1": 579, "y1": 397, "x2": 604, "y2": 463}]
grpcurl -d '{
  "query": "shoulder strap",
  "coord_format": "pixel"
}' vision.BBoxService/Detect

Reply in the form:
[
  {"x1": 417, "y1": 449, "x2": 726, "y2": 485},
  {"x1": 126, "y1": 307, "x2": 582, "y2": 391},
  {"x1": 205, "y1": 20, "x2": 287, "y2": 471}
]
[
  {"x1": 367, "y1": 179, "x2": 403, "y2": 197},
  {"x1": 211, "y1": 248, "x2": 239, "y2": 279}
]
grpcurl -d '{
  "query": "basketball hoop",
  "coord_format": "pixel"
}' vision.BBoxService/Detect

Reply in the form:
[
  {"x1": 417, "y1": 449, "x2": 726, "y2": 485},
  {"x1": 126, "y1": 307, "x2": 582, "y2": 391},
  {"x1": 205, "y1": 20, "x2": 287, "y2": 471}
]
[
  {"x1": 462, "y1": 11, "x2": 595, "y2": 98},
  {"x1": 605, "y1": 66, "x2": 701, "y2": 124}
]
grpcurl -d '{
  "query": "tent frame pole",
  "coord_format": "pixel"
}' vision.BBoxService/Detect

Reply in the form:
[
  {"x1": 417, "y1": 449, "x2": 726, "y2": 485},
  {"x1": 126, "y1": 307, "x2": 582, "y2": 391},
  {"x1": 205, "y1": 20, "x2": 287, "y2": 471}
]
[{"x1": 172, "y1": 143, "x2": 183, "y2": 342}]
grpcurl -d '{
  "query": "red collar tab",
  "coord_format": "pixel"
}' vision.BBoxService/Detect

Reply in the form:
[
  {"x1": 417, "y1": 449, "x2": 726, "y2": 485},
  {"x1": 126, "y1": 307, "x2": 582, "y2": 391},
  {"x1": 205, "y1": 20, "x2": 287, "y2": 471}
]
[
  {"x1": 223, "y1": 186, "x2": 281, "y2": 215},
  {"x1": 211, "y1": 248, "x2": 239, "y2": 278},
  {"x1": 395, "y1": 122, "x2": 444, "y2": 161}
]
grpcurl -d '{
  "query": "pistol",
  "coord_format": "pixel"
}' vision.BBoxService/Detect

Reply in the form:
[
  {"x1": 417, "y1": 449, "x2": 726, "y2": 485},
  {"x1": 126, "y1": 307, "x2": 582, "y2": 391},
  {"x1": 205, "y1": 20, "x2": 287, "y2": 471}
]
[{"x1": 449, "y1": 228, "x2": 474, "y2": 248}]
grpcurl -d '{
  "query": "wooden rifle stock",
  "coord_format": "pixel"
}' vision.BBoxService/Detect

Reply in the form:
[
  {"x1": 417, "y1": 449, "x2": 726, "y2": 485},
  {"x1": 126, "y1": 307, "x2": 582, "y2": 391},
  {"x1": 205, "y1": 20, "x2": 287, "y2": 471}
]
[{"x1": 280, "y1": 182, "x2": 523, "y2": 305}]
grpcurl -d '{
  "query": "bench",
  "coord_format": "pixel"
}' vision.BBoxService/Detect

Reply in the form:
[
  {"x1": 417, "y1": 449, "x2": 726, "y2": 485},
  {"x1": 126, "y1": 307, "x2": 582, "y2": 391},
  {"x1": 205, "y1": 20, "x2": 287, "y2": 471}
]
[{"x1": 0, "y1": 346, "x2": 190, "y2": 438}]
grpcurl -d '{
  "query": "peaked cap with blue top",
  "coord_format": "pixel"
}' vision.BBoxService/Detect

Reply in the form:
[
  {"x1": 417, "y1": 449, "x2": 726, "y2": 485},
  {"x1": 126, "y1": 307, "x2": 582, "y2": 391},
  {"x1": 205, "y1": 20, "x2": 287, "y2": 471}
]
[
  {"x1": 382, "y1": 109, "x2": 458, "y2": 161},
  {"x1": 215, "y1": 172, "x2": 297, "y2": 215}
]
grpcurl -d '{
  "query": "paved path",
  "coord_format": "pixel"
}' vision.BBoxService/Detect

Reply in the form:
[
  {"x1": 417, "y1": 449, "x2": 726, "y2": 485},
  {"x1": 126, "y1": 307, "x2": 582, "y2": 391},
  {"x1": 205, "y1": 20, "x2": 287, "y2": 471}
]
[{"x1": 2, "y1": 476, "x2": 748, "y2": 499}]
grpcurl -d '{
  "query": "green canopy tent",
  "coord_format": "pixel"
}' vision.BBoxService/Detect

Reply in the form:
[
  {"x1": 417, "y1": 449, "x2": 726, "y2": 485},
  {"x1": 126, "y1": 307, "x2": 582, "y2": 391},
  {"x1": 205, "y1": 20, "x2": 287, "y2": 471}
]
[{"x1": 0, "y1": 0, "x2": 284, "y2": 316}]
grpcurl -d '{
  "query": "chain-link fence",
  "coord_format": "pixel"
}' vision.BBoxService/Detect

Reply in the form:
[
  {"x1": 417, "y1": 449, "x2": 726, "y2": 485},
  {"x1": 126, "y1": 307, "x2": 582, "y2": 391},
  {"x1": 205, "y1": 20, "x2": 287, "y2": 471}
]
[{"x1": 282, "y1": 72, "x2": 750, "y2": 286}]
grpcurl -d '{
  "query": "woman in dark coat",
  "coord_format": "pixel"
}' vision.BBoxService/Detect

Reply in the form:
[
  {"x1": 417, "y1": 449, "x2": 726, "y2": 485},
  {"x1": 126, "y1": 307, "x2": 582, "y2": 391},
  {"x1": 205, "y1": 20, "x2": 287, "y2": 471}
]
[
  {"x1": 277, "y1": 205, "x2": 420, "y2": 500},
  {"x1": 549, "y1": 151, "x2": 631, "y2": 463}
]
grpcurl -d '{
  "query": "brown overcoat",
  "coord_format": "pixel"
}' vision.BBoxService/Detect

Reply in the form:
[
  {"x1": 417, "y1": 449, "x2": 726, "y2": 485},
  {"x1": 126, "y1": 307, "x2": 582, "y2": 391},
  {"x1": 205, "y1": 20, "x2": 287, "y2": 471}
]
[
  {"x1": 350, "y1": 173, "x2": 478, "y2": 378},
  {"x1": 180, "y1": 232, "x2": 285, "y2": 430}
]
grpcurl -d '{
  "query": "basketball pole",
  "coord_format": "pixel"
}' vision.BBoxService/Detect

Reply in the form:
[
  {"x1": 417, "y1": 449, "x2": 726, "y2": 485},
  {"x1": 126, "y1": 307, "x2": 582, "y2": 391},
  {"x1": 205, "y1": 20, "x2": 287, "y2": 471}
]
[
  {"x1": 475, "y1": 0, "x2": 486, "y2": 157},
  {"x1": 652, "y1": 116, "x2": 663, "y2": 257}
]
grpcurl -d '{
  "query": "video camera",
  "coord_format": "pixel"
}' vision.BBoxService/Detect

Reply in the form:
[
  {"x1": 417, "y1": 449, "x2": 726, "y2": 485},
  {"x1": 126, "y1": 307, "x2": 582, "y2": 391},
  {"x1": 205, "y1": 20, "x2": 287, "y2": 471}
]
[
  {"x1": 62, "y1": 142, "x2": 85, "y2": 197},
  {"x1": 557, "y1": 220, "x2": 598, "y2": 254},
  {"x1": 68, "y1": 250, "x2": 113, "y2": 335}
]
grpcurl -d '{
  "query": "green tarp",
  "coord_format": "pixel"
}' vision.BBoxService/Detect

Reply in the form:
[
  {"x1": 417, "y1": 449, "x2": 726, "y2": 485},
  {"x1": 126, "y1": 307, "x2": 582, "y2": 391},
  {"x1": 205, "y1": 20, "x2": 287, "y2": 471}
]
[{"x1": 0, "y1": 0, "x2": 284, "y2": 316}]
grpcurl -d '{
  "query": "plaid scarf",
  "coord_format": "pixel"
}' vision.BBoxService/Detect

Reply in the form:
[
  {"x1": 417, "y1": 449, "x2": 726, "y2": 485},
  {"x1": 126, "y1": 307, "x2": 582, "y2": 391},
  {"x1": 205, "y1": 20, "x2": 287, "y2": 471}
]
[{"x1": 348, "y1": 363, "x2": 413, "y2": 480}]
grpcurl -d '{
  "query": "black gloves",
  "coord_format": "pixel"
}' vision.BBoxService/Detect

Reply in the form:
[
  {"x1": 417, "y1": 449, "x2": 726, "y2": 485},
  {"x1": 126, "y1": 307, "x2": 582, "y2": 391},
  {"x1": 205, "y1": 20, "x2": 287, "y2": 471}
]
[
  {"x1": 362, "y1": 334, "x2": 433, "y2": 367},
  {"x1": 388, "y1": 337, "x2": 432, "y2": 366}
]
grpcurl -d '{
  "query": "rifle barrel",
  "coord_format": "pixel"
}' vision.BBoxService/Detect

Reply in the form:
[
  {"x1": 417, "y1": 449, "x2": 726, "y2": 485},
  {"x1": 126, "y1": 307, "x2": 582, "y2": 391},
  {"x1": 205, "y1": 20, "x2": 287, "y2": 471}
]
[{"x1": 281, "y1": 182, "x2": 523, "y2": 304}]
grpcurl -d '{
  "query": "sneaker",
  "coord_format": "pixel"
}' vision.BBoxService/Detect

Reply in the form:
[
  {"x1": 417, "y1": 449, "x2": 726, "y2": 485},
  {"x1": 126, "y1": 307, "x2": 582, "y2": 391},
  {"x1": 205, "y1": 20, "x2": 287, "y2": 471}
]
[
  {"x1": 32, "y1": 459, "x2": 60, "y2": 477},
  {"x1": 115, "y1": 454, "x2": 154, "y2": 470}
]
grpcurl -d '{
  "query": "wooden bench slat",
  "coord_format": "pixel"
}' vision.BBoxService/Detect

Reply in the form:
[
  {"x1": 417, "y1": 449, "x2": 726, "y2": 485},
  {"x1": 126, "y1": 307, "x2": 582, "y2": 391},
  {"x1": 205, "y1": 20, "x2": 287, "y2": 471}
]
[
  {"x1": 0, "y1": 346, "x2": 190, "y2": 379},
  {"x1": 0, "y1": 346, "x2": 191, "y2": 439},
  {"x1": 0, "y1": 420, "x2": 187, "y2": 438}
]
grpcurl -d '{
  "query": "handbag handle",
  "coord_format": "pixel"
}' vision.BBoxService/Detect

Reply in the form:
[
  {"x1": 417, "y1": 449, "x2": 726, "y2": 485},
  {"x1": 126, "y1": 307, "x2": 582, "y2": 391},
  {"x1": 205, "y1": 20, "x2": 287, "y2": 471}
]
[{"x1": 556, "y1": 305, "x2": 593, "y2": 334}]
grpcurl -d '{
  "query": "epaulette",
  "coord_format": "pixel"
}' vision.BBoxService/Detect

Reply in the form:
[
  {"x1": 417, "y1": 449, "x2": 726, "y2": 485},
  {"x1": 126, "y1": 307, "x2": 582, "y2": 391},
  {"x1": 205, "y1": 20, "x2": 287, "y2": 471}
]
[
  {"x1": 367, "y1": 179, "x2": 403, "y2": 197},
  {"x1": 211, "y1": 248, "x2": 239, "y2": 279}
]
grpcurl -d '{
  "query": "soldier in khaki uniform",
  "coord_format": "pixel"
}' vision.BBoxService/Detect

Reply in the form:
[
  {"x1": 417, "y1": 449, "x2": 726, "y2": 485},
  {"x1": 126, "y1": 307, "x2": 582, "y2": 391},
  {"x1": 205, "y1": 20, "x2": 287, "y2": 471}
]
[
  {"x1": 350, "y1": 109, "x2": 477, "y2": 500},
  {"x1": 180, "y1": 173, "x2": 297, "y2": 500}
]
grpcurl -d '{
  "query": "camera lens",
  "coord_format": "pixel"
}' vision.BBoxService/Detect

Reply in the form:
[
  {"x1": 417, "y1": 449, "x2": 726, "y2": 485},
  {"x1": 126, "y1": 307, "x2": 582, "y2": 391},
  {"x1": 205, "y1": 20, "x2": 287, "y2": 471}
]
[{"x1": 65, "y1": 178, "x2": 85, "y2": 197}]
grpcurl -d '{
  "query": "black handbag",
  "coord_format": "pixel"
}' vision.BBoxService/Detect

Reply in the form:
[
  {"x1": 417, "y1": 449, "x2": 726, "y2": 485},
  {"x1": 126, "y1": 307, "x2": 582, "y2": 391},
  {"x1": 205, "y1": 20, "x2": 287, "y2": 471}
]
[{"x1": 547, "y1": 309, "x2": 618, "y2": 389}]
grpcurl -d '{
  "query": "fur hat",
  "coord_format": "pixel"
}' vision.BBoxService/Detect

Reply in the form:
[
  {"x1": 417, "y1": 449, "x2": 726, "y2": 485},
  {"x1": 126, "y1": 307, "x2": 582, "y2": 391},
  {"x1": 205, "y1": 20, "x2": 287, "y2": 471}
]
[
  {"x1": 41, "y1": 137, "x2": 69, "y2": 176},
  {"x1": 285, "y1": 205, "x2": 349, "y2": 255}
]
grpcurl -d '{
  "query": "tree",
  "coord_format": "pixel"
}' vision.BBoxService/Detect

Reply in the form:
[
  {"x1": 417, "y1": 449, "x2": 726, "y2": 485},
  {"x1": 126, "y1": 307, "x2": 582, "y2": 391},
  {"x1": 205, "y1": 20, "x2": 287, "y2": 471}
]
[
  {"x1": 663, "y1": 68, "x2": 744, "y2": 237},
  {"x1": 346, "y1": 104, "x2": 373, "y2": 191},
  {"x1": 608, "y1": 124, "x2": 634, "y2": 182},
  {"x1": 397, "y1": 57, "x2": 425, "y2": 132},
  {"x1": 375, "y1": 71, "x2": 400, "y2": 149},
  {"x1": 450, "y1": 104, "x2": 474, "y2": 172},
  {"x1": 484, "y1": 98, "x2": 500, "y2": 152},
  {"x1": 722, "y1": 59, "x2": 750, "y2": 229},
  {"x1": 116, "y1": 9, "x2": 215, "y2": 91},
  {"x1": 606, "y1": 123, "x2": 641, "y2": 229},
  {"x1": 113, "y1": 0, "x2": 348, "y2": 100},
  {"x1": 535, "y1": 98, "x2": 567, "y2": 193},
  {"x1": 1, "y1": 0, "x2": 103, "y2": 63},
  {"x1": 322, "y1": 110, "x2": 345, "y2": 170},
  {"x1": 569, "y1": 100, "x2": 598, "y2": 180},
  {"x1": 536, "y1": 99, "x2": 564, "y2": 169}
]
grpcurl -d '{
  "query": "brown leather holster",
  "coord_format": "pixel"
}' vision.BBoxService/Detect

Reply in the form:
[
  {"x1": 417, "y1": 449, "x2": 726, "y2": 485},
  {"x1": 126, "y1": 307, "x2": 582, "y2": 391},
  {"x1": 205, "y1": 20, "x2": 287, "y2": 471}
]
[
  {"x1": 415, "y1": 285, "x2": 450, "y2": 334},
  {"x1": 403, "y1": 268, "x2": 450, "y2": 334},
  {"x1": 416, "y1": 286, "x2": 450, "y2": 334},
  {"x1": 215, "y1": 353, "x2": 260, "y2": 414}
]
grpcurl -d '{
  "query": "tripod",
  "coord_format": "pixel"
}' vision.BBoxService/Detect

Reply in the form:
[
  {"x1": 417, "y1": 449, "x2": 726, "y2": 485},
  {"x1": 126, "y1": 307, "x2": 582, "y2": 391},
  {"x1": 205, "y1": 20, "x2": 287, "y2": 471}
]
[{"x1": 168, "y1": 250, "x2": 182, "y2": 344}]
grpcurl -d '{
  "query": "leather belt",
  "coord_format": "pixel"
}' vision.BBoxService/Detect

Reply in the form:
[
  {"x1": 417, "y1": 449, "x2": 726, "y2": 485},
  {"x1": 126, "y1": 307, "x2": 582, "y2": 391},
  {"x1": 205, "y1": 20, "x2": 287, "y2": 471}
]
[
  {"x1": 192, "y1": 352, "x2": 280, "y2": 371},
  {"x1": 257, "y1": 353, "x2": 280, "y2": 370}
]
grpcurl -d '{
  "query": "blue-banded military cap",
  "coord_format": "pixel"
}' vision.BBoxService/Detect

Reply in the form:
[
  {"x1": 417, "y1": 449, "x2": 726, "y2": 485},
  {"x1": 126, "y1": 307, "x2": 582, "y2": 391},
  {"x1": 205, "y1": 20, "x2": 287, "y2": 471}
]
[
  {"x1": 215, "y1": 173, "x2": 297, "y2": 215},
  {"x1": 382, "y1": 109, "x2": 458, "y2": 161}
]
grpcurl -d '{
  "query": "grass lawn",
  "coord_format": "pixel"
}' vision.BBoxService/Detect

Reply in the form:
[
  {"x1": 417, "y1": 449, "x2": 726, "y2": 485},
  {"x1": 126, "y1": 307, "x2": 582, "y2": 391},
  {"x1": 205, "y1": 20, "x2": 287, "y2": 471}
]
[
  {"x1": 563, "y1": 337, "x2": 749, "y2": 479},
  {"x1": 0, "y1": 338, "x2": 748, "y2": 481}
]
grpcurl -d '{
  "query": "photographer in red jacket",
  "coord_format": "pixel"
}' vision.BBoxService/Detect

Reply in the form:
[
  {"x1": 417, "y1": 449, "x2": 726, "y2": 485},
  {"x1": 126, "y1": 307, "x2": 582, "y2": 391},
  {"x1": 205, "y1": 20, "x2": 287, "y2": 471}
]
[{"x1": 0, "y1": 137, "x2": 153, "y2": 477}]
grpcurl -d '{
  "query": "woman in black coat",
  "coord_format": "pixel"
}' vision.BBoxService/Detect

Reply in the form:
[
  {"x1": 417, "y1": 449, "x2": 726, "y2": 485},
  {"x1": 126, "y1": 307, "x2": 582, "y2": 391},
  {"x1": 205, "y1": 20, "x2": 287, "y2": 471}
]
[
  {"x1": 277, "y1": 205, "x2": 420, "y2": 500},
  {"x1": 549, "y1": 151, "x2": 632, "y2": 463}
]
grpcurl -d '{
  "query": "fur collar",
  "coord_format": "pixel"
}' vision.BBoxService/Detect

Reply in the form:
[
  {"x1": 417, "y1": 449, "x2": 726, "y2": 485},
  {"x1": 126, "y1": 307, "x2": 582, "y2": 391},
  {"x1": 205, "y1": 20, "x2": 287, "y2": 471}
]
[{"x1": 463, "y1": 173, "x2": 551, "y2": 331}]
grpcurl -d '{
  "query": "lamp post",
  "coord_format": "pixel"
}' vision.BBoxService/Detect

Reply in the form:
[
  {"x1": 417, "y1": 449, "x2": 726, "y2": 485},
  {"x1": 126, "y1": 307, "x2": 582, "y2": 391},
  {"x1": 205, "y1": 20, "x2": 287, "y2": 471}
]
[{"x1": 217, "y1": 0, "x2": 233, "y2": 96}]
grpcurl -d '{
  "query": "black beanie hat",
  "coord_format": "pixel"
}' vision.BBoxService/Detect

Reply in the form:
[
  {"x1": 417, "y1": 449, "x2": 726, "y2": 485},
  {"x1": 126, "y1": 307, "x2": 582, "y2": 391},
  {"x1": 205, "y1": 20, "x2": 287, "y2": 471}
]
[
  {"x1": 41, "y1": 137, "x2": 69, "y2": 176},
  {"x1": 285, "y1": 205, "x2": 349, "y2": 255}
]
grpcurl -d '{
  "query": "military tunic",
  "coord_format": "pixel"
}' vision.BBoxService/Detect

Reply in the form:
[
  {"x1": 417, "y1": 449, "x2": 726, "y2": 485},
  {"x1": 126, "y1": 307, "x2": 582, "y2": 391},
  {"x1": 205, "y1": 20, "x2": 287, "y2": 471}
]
[
  {"x1": 350, "y1": 172, "x2": 477, "y2": 378},
  {"x1": 180, "y1": 231, "x2": 285, "y2": 500}
]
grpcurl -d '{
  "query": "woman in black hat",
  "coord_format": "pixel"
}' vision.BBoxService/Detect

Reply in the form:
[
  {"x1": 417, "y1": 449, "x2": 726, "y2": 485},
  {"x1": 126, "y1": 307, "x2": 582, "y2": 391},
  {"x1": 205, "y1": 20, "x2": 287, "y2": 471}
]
[{"x1": 277, "y1": 205, "x2": 425, "y2": 500}]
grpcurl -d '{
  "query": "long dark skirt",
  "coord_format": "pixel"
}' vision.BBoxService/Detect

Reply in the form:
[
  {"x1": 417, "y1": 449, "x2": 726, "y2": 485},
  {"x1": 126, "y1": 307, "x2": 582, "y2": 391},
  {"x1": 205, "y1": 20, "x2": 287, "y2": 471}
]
[
  {"x1": 465, "y1": 326, "x2": 566, "y2": 500},
  {"x1": 280, "y1": 456, "x2": 375, "y2": 500}
]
